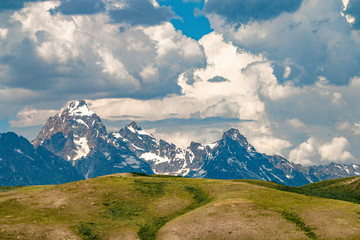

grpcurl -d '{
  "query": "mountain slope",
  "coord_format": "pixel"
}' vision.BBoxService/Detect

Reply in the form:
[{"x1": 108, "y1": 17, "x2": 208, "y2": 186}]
[
  {"x1": 0, "y1": 132, "x2": 83, "y2": 186},
  {"x1": 33, "y1": 100, "x2": 153, "y2": 178},
  {"x1": 0, "y1": 174, "x2": 359, "y2": 240}
]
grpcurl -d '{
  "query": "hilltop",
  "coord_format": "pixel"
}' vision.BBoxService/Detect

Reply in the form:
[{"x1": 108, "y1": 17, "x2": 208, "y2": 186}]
[{"x1": 0, "y1": 174, "x2": 359, "y2": 240}]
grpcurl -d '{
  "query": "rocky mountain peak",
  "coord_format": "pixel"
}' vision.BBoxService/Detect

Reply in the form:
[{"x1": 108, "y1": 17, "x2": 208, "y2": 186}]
[
  {"x1": 0, "y1": 132, "x2": 32, "y2": 152},
  {"x1": 221, "y1": 128, "x2": 256, "y2": 152},
  {"x1": 189, "y1": 141, "x2": 206, "y2": 153},
  {"x1": 222, "y1": 128, "x2": 243, "y2": 139},
  {"x1": 32, "y1": 100, "x2": 107, "y2": 161},
  {"x1": 127, "y1": 121, "x2": 141, "y2": 130},
  {"x1": 65, "y1": 100, "x2": 94, "y2": 117},
  {"x1": 118, "y1": 122, "x2": 158, "y2": 157},
  {"x1": 31, "y1": 102, "x2": 154, "y2": 178},
  {"x1": 120, "y1": 121, "x2": 154, "y2": 140},
  {"x1": 189, "y1": 141, "x2": 202, "y2": 149}
]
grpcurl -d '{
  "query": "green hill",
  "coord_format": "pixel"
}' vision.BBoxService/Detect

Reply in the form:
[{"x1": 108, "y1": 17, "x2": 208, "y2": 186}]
[
  {"x1": 296, "y1": 176, "x2": 360, "y2": 204},
  {"x1": 239, "y1": 176, "x2": 360, "y2": 204},
  {"x1": 1, "y1": 174, "x2": 360, "y2": 240}
]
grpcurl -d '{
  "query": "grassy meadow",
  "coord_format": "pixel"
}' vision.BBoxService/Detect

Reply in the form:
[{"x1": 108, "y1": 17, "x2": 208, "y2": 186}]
[{"x1": 0, "y1": 173, "x2": 359, "y2": 240}]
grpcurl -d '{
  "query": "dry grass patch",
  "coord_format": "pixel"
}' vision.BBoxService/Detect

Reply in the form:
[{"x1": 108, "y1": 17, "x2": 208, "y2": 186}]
[
  {"x1": 300, "y1": 204, "x2": 360, "y2": 239},
  {"x1": 158, "y1": 198, "x2": 307, "y2": 240},
  {"x1": 106, "y1": 227, "x2": 140, "y2": 240},
  {"x1": 21, "y1": 189, "x2": 69, "y2": 208},
  {"x1": 0, "y1": 224, "x2": 80, "y2": 240},
  {"x1": 151, "y1": 196, "x2": 192, "y2": 217}
]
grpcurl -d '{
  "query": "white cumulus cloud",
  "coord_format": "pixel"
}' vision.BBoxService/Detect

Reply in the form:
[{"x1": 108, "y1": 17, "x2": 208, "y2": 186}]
[
  {"x1": 319, "y1": 137, "x2": 354, "y2": 162},
  {"x1": 289, "y1": 138, "x2": 317, "y2": 166},
  {"x1": 250, "y1": 136, "x2": 292, "y2": 156}
]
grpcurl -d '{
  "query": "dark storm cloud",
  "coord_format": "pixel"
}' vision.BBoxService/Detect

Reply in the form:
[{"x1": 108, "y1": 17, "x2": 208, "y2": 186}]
[
  {"x1": 1, "y1": 38, "x2": 59, "y2": 90},
  {"x1": 50, "y1": 0, "x2": 105, "y2": 15},
  {"x1": 345, "y1": 0, "x2": 360, "y2": 29},
  {"x1": 0, "y1": 0, "x2": 44, "y2": 11},
  {"x1": 0, "y1": 37, "x2": 102, "y2": 95},
  {"x1": 109, "y1": 0, "x2": 174, "y2": 26},
  {"x1": 204, "y1": 0, "x2": 303, "y2": 24},
  {"x1": 207, "y1": 76, "x2": 228, "y2": 82}
]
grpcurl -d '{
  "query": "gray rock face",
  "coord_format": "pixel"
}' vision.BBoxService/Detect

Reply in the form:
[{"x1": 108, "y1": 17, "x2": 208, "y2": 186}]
[
  {"x1": 33, "y1": 100, "x2": 153, "y2": 178},
  {"x1": 0, "y1": 132, "x2": 84, "y2": 186}
]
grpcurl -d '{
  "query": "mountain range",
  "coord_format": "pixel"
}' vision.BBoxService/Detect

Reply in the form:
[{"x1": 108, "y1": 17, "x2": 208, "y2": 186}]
[{"x1": 1, "y1": 100, "x2": 359, "y2": 186}]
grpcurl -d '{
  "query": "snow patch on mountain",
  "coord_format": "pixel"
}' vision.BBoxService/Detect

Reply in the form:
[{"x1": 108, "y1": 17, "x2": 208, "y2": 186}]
[
  {"x1": 131, "y1": 144, "x2": 145, "y2": 151},
  {"x1": 73, "y1": 137, "x2": 90, "y2": 160},
  {"x1": 126, "y1": 124, "x2": 153, "y2": 137},
  {"x1": 114, "y1": 164, "x2": 125, "y2": 168},
  {"x1": 175, "y1": 151, "x2": 186, "y2": 161},
  {"x1": 127, "y1": 125, "x2": 136, "y2": 133},
  {"x1": 15, "y1": 149, "x2": 24, "y2": 154},
  {"x1": 140, "y1": 152, "x2": 171, "y2": 164},
  {"x1": 112, "y1": 132, "x2": 121, "y2": 139},
  {"x1": 175, "y1": 161, "x2": 190, "y2": 176},
  {"x1": 206, "y1": 142, "x2": 218, "y2": 149},
  {"x1": 137, "y1": 130, "x2": 152, "y2": 136},
  {"x1": 76, "y1": 119, "x2": 89, "y2": 128},
  {"x1": 103, "y1": 152, "x2": 111, "y2": 160},
  {"x1": 126, "y1": 156, "x2": 141, "y2": 165},
  {"x1": 192, "y1": 169, "x2": 207, "y2": 178}
]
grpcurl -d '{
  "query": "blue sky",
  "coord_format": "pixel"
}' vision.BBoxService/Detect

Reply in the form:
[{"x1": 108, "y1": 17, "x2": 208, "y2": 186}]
[
  {"x1": 158, "y1": 0, "x2": 212, "y2": 40},
  {"x1": 1, "y1": 0, "x2": 360, "y2": 166}
]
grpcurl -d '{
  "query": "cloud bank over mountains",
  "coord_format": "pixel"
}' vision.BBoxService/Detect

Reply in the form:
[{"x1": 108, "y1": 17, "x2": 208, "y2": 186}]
[{"x1": 2, "y1": 0, "x2": 360, "y2": 165}]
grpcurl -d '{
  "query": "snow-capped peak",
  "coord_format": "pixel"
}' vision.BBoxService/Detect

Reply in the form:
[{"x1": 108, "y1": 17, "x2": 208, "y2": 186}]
[
  {"x1": 127, "y1": 121, "x2": 141, "y2": 131},
  {"x1": 223, "y1": 128, "x2": 244, "y2": 141},
  {"x1": 66, "y1": 100, "x2": 94, "y2": 117},
  {"x1": 126, "y1": 121, "x2": 153, "y2": 137},
  {"x1": 222, "y1": 128, "x2": 256, "y2": 152}
]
